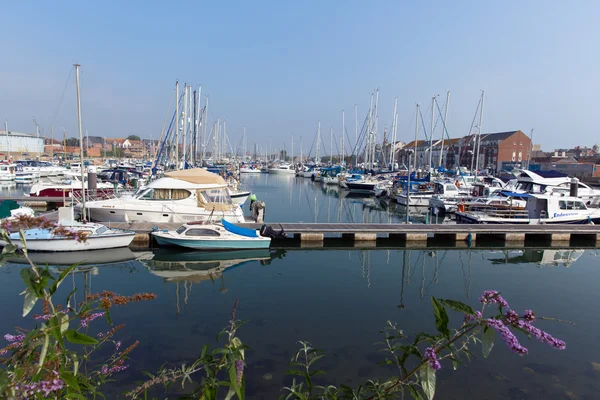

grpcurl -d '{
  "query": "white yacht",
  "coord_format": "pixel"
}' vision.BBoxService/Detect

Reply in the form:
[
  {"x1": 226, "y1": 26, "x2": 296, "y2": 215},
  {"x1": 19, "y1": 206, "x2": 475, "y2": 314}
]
[
  {"x1": 456, "y1": 194, "x2": 600, "y2": 224},
  {"x1": 268, "y1": 163, "x2": 296, "y2": 175},
  {"x1": 0, "y1": 164, "x2": 16, "y2": 182},
  {"x1": 84, "y1": 168, "x2": 245, "y2": 223}
]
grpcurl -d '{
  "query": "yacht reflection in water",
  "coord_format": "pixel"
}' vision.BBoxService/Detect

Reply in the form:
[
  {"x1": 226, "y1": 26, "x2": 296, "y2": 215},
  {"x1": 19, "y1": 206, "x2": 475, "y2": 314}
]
[
  {"x1": 486, "y1": 248, "x2": 585, "y2": 267},
  {"x1": 140, "y1": 248, "x2": 286, "y2": 314}
]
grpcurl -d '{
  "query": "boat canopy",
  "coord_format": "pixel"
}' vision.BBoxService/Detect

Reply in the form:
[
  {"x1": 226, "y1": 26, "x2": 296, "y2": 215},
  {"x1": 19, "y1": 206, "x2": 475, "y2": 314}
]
[
  {"x1": 221, "y1": 219, "x2": 258, "y2": 238},
  {"x1": 166, "y1": 168, "x2": 226, "y2": 185}
]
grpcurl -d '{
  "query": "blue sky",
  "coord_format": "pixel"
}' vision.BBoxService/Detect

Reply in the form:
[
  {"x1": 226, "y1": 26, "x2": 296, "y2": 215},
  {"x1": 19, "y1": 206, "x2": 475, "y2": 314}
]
[{"x1": 1, "y1": 0, "x2": 598, "y2": 154}]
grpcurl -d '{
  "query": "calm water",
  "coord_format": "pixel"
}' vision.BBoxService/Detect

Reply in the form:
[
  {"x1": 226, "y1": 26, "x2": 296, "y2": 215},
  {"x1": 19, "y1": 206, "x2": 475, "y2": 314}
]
[{"x1": 0, "y1": 177, "x2": 599, "y2": 399}]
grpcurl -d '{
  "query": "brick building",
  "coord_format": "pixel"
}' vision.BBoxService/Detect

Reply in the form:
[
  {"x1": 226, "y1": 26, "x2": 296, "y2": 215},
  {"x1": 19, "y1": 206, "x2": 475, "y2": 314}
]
[{"x1": 458, "y1": 130, "x2": 531, "y2": 173}]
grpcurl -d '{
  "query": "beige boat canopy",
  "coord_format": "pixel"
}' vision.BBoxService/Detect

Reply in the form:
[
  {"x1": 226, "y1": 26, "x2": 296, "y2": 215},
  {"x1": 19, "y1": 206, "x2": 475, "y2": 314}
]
[{"x1": 165, "y1": 168, "x2": 226, "y2": 185}]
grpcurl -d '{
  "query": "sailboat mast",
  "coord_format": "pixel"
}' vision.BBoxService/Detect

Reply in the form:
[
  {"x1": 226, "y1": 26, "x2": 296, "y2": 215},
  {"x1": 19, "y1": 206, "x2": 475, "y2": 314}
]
[
  {"x1": 192, "y1": 88, "x2": 197, "y2": 166},
  {"x1": 341, "y1": 110, "x2": 344, "y2": 166},
  {"x1": 182, "y1": 86, "x2": 189, "y2": 168},
  {"x1": 174, "y1": 81, "x2": 179, "y2": 169},
  {"x1": 243, "y1": 127, "x2": 247, "y2": 162},
  {"x1": 366, "y1": 94, "x2": 373, "y2": 169},
  {"x1": 354, "y1": 104, "x2": 358, "y2": 160},
  {"x1": 300, "y1": 136, "x2": 303, "y2": 164},
  {"x1": 474, "y1": 90, "x2": 485, "y2": 177},
  {"x1": 291, "y1": 133, "x2": 294, "y2": 163},
  {"x1": 372, "y1": 89, "x2": 379, "y2": 168},
  {"x1": 414, "y1": 103, "x2": 419, "y2": 171},
  {"x1": 428, "y1": 96, "x2": 435, "y2": 171},
  {"x1": 74, "y1": 64, "x2": 86, "y2": 220},
  {"x1": 439, "y1": 91, "x2": 450, "y2": 168},
  {"x1": 389, "y1": 98, "x2": 398, "y2": 171},
  {"x1": 316, "y1": 122, "x2": 321, "y2": 165},
  {"x1": 329, "y1": 127, "x2": 333, "y2": 165}
]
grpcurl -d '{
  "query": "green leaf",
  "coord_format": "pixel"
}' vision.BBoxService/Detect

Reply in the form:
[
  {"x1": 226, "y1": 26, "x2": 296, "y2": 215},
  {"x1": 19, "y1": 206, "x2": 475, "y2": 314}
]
[
  {"x1": 50, "y1": 264, "x2": 79, "y2": 295},
  {"x1": 65, "y1": 329, "x2": 99, "y2": 345},
  {"x1": 408, "y1": 384, "x2": 425, "y2": 400},
  {"x1": 439, "y1": 299, "x2": 476, "y2": 315},
  {"x1": 60, "y1": 312, "x2": 69, "y2": 335},
  {"x1": 20, "y1": 268, "x2": 38, "y2": 294},
  {"x1": 22, "y1": 287, "x2": 38, "y2": 317},
  {"x1": 37, "y1": 332, "x2": 50, "y2": 372},
  {"x1": 2, "y1": 243, "x2": 17, "y2": 255},
  {"x1": 431, "y1": 297, "x2": 450, "y2": 338},
  {"x1": 65, "y1": 288, "x2": 77, "y2": 310},
  {"x1": 61, "y1": 371, "x2": 81, "y2": 392},
  {"x1": 482, "y1": 326, "x2": 495, "y2": 358},
  {"x1": 418, "y1": 363, "x2": 436, "y2": 400}
]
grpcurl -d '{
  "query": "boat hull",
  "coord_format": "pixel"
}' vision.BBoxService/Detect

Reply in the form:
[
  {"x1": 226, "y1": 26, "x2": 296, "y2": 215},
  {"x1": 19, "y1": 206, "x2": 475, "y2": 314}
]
[
  {"x1": 0, "y1": 233, "x2": 135, "y2": 252},
  {"x1": 345, "y1": 182, "x2": 376, "y2": 193},
  {"x1": 268, "y1": 169, "x2": 296, "y2": 175},
  {"x1": 153, "y1": 234, "x2": 271, "y2": 250},
  {"x1": 86, "y1": 206, "x2": 245, "y2": 224}
]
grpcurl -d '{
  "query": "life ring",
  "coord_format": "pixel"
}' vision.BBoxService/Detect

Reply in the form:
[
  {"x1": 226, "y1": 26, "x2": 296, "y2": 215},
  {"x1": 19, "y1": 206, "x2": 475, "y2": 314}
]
[{"x1": 457, "y1": 203, "x2": 465, "y2": 213}]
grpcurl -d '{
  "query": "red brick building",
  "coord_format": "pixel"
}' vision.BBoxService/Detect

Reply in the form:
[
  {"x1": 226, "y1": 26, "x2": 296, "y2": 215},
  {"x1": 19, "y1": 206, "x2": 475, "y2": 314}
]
[{"x1": 458, "y1": 130, "x2": 531, "y2": 173}]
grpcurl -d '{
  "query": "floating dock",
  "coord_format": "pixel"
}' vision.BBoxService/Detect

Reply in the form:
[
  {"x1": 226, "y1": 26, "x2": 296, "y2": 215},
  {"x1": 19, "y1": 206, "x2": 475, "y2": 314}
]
[{"x1": 96, "y1": 222, "x2": 600, "y2": 248}]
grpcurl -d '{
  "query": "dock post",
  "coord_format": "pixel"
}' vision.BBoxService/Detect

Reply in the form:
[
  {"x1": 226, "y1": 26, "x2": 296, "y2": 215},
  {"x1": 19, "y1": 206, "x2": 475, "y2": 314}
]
[{"x1": 296, "y1": 233, "x2": 324, "y2": 242}]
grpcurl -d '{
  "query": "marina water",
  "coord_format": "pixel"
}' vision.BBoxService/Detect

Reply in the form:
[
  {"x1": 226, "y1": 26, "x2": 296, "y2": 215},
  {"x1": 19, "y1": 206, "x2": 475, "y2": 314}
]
[{"x1": 1, "y1": 175, "x2": 599, "y2": 398}]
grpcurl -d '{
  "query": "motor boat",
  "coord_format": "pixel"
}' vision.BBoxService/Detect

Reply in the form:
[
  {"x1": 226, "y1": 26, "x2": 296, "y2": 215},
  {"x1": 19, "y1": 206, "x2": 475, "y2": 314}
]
[
  {"x1": 346, "y1": 180, "x2": 377, "y2": 194},
  {"x1": 30, "y1": 174, "x2": 115, "y2": 200},
  {"x1": 268, "y1": 163, "x2": 296, "y2": 175},
  {"x1": 428, "y1": 181, "x2": 471, "y2": 214},
  {"x1": 84, "y1": 168, "x2": 245, "y2": 223},
  {"x1": 240, "y1": 166, "x2": 262, "y2": 174},
  {"x1": 0, "y1": 221, "x2": 135, "y2": 251},
  {"x1": 152, "y1": 219, "x2": 272, "y2": 250},
  {"x1": 456, "y1": 193, "x2": 600, "y2": 224},
  {"x1": 0, "y1": 164, "x2": 16, "y2": 182},
  {"x1": 394, "y1": 181, "x2": 435, "y2": 208}
]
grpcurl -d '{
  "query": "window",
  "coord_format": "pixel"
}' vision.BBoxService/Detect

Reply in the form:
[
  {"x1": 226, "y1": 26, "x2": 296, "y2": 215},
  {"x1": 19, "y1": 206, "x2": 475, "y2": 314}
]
[
  {"x1": 176, "y1": 226, "x2": 186, "y2": 234},
  {"x1": 559, "y1": 200, "x2": 587, "y2": 210},
  {"x1": 201, "y1": 188, "x2": 233, "y2": 205},
  {"x1": 185, "y1": 229, "x2": 221, "y2": 237},
  {"x1": 136, "y1": 188, "x2": 191, "y2": 200},
  {"x1": 518, "y1": 151, "x2": 522, "y2": 161},
  {"x1": 559, "y1": 200, "x2": 567, "y2": 210}
]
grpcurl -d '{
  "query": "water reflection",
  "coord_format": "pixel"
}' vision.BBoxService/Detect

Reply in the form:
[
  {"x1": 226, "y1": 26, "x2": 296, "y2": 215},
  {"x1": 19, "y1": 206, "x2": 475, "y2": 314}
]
[{"x1": 241, "y1": 174, "x2": 437, "y2": 223}]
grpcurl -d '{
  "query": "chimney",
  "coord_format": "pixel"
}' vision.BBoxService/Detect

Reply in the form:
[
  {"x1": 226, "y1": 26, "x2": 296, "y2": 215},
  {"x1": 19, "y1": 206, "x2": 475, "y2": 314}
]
[{"x1": 562, "y1": 151, "x2": 566, "y2": 157}]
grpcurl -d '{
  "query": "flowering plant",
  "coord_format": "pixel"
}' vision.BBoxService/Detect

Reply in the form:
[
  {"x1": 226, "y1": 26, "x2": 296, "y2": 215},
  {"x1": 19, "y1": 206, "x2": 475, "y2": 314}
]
[
  {"x1": 0, "y1": 217, "x2": 155, "y2": 399},
  {"x1": 281, "y1": 291, "x2": 566, "y2": 399}
]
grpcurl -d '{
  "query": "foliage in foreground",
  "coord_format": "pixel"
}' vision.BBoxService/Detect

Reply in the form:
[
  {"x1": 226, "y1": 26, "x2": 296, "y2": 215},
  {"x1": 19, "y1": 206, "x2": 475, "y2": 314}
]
[{"x1": 0, "y1": 217, "x2": 566, "y2": 399}]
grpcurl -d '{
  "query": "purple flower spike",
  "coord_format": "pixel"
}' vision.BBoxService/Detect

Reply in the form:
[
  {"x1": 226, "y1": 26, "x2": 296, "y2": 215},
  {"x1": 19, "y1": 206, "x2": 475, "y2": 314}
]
[
  {"x1": 235, "y1": 359, "x2": 244, "y2": 384},
  {"x1": 464, "y1": 311, "x2": 483, "y2": 323},
  {"x1": 515, "y1": 320, "x2": 566, "y2": 350},
  {"x1": 424, "y1": 347, "x2": 441, "y2": 371},
  {"x1": 4, "y1": 334, "x2": 24, "y2": 343},
  {"x1": 479, "y1": 290, "x2": 510, "y2": 309},
  {"x1": 523, "y1": 309, "x2": 536, "y2": 322},
  {"x1": 486, "y1": 318, "x2": 528, "y2": 355},
  {"x1": 80, "y1": 312, "x2": 105, "y2": 328}
]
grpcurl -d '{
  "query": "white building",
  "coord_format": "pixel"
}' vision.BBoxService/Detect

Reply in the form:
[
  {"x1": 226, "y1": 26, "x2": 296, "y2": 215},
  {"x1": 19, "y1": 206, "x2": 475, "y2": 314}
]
[{"x1": 0, "y1": 131, "x2": 45, "y2": 159}]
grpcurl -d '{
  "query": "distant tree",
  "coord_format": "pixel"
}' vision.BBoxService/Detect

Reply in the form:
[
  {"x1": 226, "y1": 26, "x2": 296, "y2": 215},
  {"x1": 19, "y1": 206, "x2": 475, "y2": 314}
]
[
  {"x1": 65, "y1": 138, "x2": 79, "y2": 147},
  {"x1": 127, "y1": 135, "x2": 141, "y2": 141}
]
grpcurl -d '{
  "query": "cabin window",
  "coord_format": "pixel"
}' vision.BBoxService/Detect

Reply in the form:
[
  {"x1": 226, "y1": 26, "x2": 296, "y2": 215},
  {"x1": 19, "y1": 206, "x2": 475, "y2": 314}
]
[
  {"x1": 185, "y1": 229, "x2": 221, "y2": 237},
  {"x1": 176, "y1": 226, "x2": 186, "y2": 234},
  {"x1": 559, "y1": 200, "x2": 587, "y2": 210},
  {"x1": 96, "y1": 226, "x2": 108, "y2": 235},
  {"x1": 201, "y1": 189, "x2": 233, "y2": 205},
  {"x1": 137, "y1": 188, "x2": 191, "y2": 200}
]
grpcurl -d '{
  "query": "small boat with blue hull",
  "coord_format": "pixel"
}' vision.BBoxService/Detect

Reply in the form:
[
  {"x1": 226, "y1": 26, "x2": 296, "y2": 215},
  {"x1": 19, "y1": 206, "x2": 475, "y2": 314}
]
[{"x1": 152, "y1": 219, "x2": 272, "y2": 250}]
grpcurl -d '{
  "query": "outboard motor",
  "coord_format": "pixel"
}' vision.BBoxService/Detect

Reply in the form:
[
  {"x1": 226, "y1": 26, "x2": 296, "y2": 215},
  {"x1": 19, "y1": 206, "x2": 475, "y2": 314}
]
[{"x1": 260, "y1": 224, "x2": 287, "y2": 239}]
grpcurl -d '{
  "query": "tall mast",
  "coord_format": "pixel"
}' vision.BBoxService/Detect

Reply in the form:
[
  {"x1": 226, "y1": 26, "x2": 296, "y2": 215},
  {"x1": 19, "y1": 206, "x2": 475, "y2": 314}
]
[
  {"x1": 428, "y1": 96, "x2": 435, "y2": 171},
  {"x1": 223, "y1": 120, "x2": 227, "y2": 161},
  {"x1": 341, "y1": 110, "x2": 345, "y2": 166},
  {"x1": 389, "y1": 98, "x2": 398, "y2": 171},
  {"x1": 329, "y1": 127, "x2": 333, "y2": 165},
  {"x1": 439, "y1": 91, "x2": 450, "y2": 168},
  {"x1": 316, "y1": 122, "x2": 321, "y2": 165},
  {"x1": 192, "y1": 88, "x2": 197, "y2": 166},
  {"x1": 372, "y1": 89, "x2": 379, "y2": 168},
  {"x1": 174, "y1": 81, "x2": 179, "y2": 169},
  {"x1": 182, "y1": 86, "x2": 189, "y2": 168},
  {"x1": 202, "y1": 95, "x2": 209, "y2": 164},
  {"x1": 354, "y1": 104, "x2": 358, "y2": 160},
  {"x1": 74, "y1": 64, "x2": 86, "y2": 220},
  {"x1": 300, "y1": 136, "x2": 303, "y2": 163},
  {"x1": 366, "y1": 94, "x2": 373, "y2": 168},
  {"x1": 243, "y1": 127, "x2": 247, "y2": 162},
  {"x1": 474, "y1": 90, "x2": 485, "y2": 177},
  {"x1": 414, "y1": 104, "x2": 419, "y2": 171},
  {"x1": 527, "y1": 128, "x2": 534, "y2": 169},
  {"x1": 291, "y1": 133, "x2": 294, "y2": 163}
]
